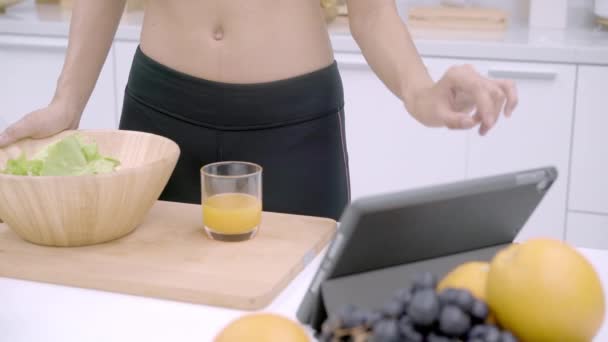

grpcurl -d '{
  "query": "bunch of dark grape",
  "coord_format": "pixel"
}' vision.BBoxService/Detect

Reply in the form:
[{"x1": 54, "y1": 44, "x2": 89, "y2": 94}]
[{"x1": 318, "y1": 272, "x2": 518, "y2": 342}]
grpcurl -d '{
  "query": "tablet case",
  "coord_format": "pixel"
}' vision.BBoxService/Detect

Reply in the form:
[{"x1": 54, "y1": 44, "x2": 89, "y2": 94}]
[{"x1": 297, "y1": 167, "x2": 558, "y2": 333}]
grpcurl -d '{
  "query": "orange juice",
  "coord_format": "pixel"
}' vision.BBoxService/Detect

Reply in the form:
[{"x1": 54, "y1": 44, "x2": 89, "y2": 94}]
[{"x1": 203, "y1": 193, "x2": 262, "y2": 235}]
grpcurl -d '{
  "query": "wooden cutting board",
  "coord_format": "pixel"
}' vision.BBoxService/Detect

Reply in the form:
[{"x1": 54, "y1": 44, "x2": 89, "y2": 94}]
[
  {"x1": 407, "y1": 6, "x2": 508, "y2": 31},
  {"x1": 0, "y1": 201, "x2": 336, "y2": 310}
]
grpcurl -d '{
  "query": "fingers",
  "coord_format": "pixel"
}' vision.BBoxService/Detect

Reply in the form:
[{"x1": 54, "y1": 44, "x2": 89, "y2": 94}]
[
  {"x1": 445, "y1": 64, "x2": 516, "y2": 135},
  {"x1": 443, "y1": 111, "x2": 477, "y2": 130},
  {"x1": 496, "y1": 79, "x2": 518, "y2": 117},
  {"x1": 445, "y1": 65, "x2": 495, "y2": 134},
  {"x1": 452, "y1": 90, "x2": 476, "y2": 114},
  {"x1": 478, "y1": 82, "x2": 507, "y2": 136},
  {"x1": 474, "y1": 88, "x2": 496, "y2": 135},
  {"x1": 0, "y1": 112, "x2": 39, "y2": 148}
]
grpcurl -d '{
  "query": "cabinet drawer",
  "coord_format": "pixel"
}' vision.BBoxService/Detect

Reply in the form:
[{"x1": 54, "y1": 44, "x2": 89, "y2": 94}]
[
  {"x1": 401, "y1": 57, "x2": 576, "y2": 242},
  {"x1": 569, "y1": 66, "x2": 608, "y2": 215},
  {"x1": 462, "y1": 59, "x2": 576, "y2": 242},
  {"x1": 335, "y1": 53, "x2": 467, "y2": 200},
  {"x1": 566, "y1": 211, "x2": 608, "y2": 249}
]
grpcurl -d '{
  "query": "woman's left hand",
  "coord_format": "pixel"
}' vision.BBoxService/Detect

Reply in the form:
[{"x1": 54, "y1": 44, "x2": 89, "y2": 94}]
[{"x1": 407, "y1": 64, "x2": 518, "y2": 136}]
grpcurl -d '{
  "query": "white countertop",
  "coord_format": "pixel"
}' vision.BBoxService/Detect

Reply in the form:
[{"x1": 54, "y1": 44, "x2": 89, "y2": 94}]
[
  {"x1": 1, "y1": 246, "x2": 608, "y2": 342},
  {"x1": 0, "y1": 245, "x2": 325, "y2": 342},
  {"x1": 2, "y1": 1, "x2": 608, "y2": 65}
]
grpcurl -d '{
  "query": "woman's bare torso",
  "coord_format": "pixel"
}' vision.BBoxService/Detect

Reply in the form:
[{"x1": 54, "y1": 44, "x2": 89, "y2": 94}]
[{"x1": 139, "y1": 0, "x2": 335, "y2": 83}]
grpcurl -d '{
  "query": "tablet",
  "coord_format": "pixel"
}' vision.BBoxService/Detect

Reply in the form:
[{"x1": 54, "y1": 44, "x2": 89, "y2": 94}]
[{"x1": 296, "y1": 166, "x2": 557, "y2": 331}]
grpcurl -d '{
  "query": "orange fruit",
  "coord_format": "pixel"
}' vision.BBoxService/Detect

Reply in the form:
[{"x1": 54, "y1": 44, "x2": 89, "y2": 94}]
[
  {"x1": 214, "y1": 313, "x2": 310, "y2": 342},
  {"x1": 487, "y1": 238, "x2": 605, "y2": 342},
  {"x1": 437, "y1": 261, "x2": 497, "y2": 323},
  {"x1": 437, "y1": 261, "x2": 490, "y2": 301}
]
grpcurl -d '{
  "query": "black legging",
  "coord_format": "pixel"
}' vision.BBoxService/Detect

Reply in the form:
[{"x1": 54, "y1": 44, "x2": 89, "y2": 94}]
[{"x1": 119, "y1": 46, "x2": 351, "y2": 220}]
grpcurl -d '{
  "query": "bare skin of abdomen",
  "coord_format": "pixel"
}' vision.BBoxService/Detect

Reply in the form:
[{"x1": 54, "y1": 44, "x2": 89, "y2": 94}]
[{"x1": 139, "y1": 0, "x2": 335, "y2": 83}]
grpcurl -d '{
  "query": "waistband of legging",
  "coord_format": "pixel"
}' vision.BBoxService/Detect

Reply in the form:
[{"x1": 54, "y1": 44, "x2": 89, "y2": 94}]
[{"x1": 125, "y1": 46, "x2": 345, "y2": 130}]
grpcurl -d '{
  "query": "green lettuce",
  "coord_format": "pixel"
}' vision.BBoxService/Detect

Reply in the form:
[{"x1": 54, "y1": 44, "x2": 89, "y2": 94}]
[
  {"x1": 2, "y1": 153, "x2": 43, "y2": 176},
  {"x1": 1, "y1": 134, "x2": 120, "y2": 176}
]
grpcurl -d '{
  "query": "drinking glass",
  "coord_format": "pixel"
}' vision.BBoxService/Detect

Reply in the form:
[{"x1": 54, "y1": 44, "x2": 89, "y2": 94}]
[{"x1": 201, "y1": 161, "x2": 263, "y2": 242}]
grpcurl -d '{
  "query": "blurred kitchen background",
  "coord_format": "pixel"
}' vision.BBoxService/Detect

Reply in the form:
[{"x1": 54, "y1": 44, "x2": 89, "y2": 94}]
[{"x1": 1, "y1": 0, "x2": 607, "y2": 249}]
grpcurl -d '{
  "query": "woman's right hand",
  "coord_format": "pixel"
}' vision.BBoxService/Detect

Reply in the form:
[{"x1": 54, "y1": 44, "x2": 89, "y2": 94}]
[{"x1": 0, "y1": 100, "x2": 80, "y2": 148}]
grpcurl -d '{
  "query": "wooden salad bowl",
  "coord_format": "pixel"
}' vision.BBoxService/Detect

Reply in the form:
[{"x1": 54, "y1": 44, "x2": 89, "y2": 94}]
[{"x1": 0, "y1": 130, "x2": 180, "y2": 247}]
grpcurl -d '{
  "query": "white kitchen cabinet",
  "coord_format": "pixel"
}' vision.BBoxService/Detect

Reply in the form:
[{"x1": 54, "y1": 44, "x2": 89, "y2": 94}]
[
  {"x1": 339, "y1": 54, "x2": 576, "y2": 241},
  {"x1": 113, "y1": 41, "x2": 139, "y2": 123},
  {"x1": 463, "y1": 60, "x2": 576, "y2": 242},
  {"x1": 566, "y1": 212, "x2": 608, "y2": 249},
  {"x1": 569, "y1": 66, "x2": 608, "y2": 216},
  {"x1": 0, "y1": 34, "x2": 117, "y2": 131},
  {"x1": 336, "y1": 53, "x2": 467, "y2": 200}
]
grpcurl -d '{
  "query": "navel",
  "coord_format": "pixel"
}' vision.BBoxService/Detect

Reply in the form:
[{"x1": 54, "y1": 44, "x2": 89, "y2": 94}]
[{"x1": 213, "y1": 25, "x2": 224, "y2": 41}]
